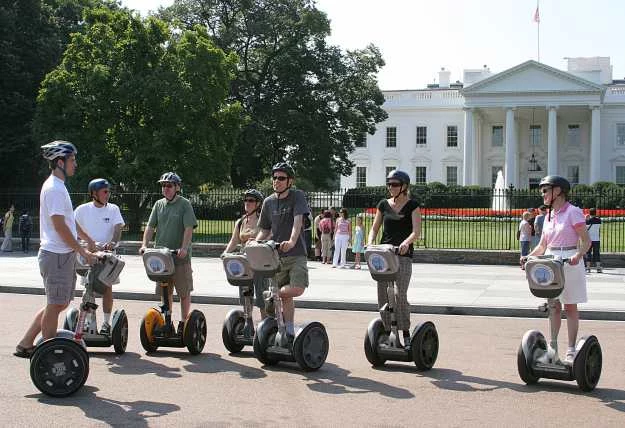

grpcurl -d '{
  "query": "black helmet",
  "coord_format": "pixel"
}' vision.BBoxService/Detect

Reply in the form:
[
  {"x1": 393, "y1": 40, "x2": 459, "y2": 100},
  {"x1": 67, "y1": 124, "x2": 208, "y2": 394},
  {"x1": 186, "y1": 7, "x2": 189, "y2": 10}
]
[
  {"x1": 244, "y1": 189, "x2": 264, "y2": 201},
  {"x1": 386, "y1": 169, "x2": 410, "y2": 185},
  {"x1": 157, "y1": 172, "x2": 182, "y2": 185},
  {"x1": 88, "y1": 178, "x2": 110, "y2": 194},
  {"x1": 539, "y1": 175, "x2": 570, "y2": 194},
  {"x1": 41, "y1": 140, "x2": 77, "y2": 160},
  {"x1": 271, "y1": 162, "x2": 295, "y2": 178}
]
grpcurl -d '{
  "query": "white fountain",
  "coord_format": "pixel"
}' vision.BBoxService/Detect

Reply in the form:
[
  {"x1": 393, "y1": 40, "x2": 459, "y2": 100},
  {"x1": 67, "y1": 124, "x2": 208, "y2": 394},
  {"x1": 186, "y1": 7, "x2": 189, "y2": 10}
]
[{"x1": 491, "y1": 170, "x2": 508, "y2": 211}]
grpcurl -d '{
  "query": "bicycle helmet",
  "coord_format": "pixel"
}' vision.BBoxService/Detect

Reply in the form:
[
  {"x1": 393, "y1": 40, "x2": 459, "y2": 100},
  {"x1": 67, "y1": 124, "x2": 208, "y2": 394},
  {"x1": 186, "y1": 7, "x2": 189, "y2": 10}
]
[
  {"x1": 386, "y1": 169, "x2": 410, "y2": 185},
  {"x1": 271, "y1": 162, "x2": 295, "y2": 178},
  {"x1": 41, "y1": 140, "x2": 77, "y2": 160},
  {"x1": 244, "y1": 189, "x2": 264, "y2": 202},
  {"x1": 539, "y1": 175, "x2": 570, "y2": 194},
  {"x1": 157, "y1": 172, "x2": 182, "y2": 185},
  {"x1": 88, "y1": 178, "x2": 110, "y2": 194}
]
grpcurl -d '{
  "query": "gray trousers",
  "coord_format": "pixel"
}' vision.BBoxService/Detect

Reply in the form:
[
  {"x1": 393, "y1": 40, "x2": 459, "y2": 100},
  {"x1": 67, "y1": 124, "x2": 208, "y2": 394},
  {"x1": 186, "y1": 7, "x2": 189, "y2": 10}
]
[{"x1": 377, "y1": 256, "x2": 412, "y2": 331}]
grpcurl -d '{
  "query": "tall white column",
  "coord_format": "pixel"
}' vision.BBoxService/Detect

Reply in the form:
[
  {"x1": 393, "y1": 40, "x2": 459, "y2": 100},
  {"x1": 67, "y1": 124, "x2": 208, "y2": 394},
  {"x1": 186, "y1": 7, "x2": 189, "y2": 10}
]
[
  {"x1": 462, "y1": 108, "x2": 474, "y2": 185},
  {"x1": 504, "y1": 107, "x2": 517, "y2": 187},
  {"x1": 547, "y1": 106, "x2": 558, "y2": 175},
  {"x1": 590, "y1": 106, "x2": 601, "y2": 184}
]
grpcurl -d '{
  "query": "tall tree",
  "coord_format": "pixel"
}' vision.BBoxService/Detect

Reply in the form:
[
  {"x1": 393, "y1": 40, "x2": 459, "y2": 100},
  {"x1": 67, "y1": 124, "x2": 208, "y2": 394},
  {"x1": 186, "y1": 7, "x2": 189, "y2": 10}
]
[
  {"x1": 160, "y1": 0, "x2": 387, "y2": 189},
  {"x1": 34, "y1": 7, "x2": 242, "y2": 230},
  {"x1": 0, "y1": 0, "x2": 119, "y2": 189}
]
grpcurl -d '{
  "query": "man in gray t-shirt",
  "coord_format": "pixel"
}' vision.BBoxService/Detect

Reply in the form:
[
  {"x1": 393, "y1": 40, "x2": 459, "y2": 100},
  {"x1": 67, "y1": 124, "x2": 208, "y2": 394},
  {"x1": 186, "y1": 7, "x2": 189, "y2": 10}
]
[{"x1": 256, "y1": 162, "x2": 309, "y2": 341}]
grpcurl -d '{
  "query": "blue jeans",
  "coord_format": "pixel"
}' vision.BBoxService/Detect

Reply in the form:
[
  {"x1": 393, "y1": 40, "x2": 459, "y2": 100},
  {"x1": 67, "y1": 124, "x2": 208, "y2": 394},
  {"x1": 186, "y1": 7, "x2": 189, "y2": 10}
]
[{"x1": 520, "y1": 241, "x2": 531, "y2": 257}]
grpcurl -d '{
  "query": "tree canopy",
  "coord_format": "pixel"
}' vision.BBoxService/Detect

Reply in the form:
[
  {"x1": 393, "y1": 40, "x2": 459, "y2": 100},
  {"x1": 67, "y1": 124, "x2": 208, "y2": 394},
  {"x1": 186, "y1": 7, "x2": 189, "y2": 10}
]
[{"x1": 160, "y1": 0, "x2": 387, "y2": 189}]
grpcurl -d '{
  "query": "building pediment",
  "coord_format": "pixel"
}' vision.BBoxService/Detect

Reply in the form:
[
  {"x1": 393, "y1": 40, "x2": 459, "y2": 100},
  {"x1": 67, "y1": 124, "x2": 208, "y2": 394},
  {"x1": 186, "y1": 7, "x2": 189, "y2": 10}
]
[{"x1": 462, "y1": 60, "x2": 604, "y2": 96}]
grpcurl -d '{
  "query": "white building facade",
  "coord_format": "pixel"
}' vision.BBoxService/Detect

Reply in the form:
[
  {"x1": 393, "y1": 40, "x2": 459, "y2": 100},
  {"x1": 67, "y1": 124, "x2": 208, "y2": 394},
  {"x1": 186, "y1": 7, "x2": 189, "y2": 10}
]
[{"x1": 341, "y1": 58, "x2": 625, "y2": 189}]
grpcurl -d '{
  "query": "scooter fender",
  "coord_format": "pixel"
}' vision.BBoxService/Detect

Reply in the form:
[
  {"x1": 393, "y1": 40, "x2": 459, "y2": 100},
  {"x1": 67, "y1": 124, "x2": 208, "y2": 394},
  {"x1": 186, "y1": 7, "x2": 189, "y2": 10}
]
[
  {"x1": 521, "y1": 329, "x2": 546, "y2": 366},
  {"x1": 111, "y1": 308, "x2": 125, "y2": 330},
  {"x1": 65, "y1": 307, "x2": 80, "y2": 331},
  {"x1": 35, "y1": 329, "x2": 88, "y2": 350},
  {"x1": 366, "y1": 318, "x2": 385, "y2": 350},
  {"x1": 573, "y1": 335, "x2": 597, "y2": 364},
  {"x1": 256, "y1": 317, "x2": 278, "y2": 348},
  {"x1": 293, "y1": 321, "x2": 325, "y2": 341},
  {"x1": 224, "y1": 308, "x2": 244, "y2": 331}
]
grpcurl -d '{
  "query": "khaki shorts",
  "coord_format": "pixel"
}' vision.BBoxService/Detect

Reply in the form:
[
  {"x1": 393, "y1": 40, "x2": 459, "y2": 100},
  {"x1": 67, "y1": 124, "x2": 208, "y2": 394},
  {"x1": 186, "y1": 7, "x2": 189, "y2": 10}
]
[
  {"x1": 155, "y1": 261, "x2": 194, "y2": 298},
  {"x1": 39, "y1": 249, "x2": 77, "y2": 305},
  {"x1": 275, "y1": 256, "x2": 309, "y2": 288}
]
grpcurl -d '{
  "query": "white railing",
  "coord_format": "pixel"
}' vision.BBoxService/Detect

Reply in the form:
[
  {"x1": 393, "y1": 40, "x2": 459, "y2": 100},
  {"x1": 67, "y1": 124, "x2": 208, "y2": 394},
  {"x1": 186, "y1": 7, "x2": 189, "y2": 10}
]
[
  {"x1": 605, "y1": 86, "x2": 625, "y2": 103},
  {"x1": 384, "y1": 89, "x2": 464, "y2": 107}
]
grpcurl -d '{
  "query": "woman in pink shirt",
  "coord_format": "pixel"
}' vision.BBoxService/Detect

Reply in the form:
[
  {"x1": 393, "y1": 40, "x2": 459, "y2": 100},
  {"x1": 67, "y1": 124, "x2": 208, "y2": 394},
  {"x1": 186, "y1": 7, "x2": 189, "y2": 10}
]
[{"x1": 525, "y1": 175, "x2": 591, "y2": 364}]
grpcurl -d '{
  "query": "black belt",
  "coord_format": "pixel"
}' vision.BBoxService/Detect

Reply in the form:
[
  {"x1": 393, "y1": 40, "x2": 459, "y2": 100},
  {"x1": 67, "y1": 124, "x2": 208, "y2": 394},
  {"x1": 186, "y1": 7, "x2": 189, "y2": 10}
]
[{"x1": 548, "y1": 246, "x2": 577, "y2": 251}]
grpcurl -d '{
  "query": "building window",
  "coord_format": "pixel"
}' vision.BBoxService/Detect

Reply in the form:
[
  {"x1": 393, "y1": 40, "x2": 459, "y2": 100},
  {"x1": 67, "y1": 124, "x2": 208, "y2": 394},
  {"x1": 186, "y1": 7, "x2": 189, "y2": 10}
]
[
  {"x1": 355, "y1": 133, "x2": 366, "y2": 148},
  {"x1": 529, "y1": 177, "x2": 541, "y2": 190},
  {"x1": 415, "y1": 167, "x2": 427, "y2": 184},
  {"x1": 447, "y1": 126, "x2": 458, "y2": 147},
  {"x1": 385, "y1": 166, "x2": 396, "y2": 177},
  {"x1": 530, "y1": 125, "x2": 541, "y2": 146},
  {"x1": 617, "y1": 123, "x2": 625, "y2": 146},
  {"x1": 386, "y1": 127, "x2": 397, "y2": 147},
  {"x1": 416, "y1": 126, "x2": 427, "y2": 146},
  {"x1": 491, "y1": 166, "x2": 503, "y2": 187},
  {"x1": 616, "y1": 166, "x2": 625, "y2": 185},
  {"x1": 567, "y1": 165, "x2": 580, "y2": 186},
  {"x1": 446, "y1": 166, "x2": 458, "y2": 186},
  {"x1": 567, "y1": 124, "x2": 580, "y2": 146},
  {"x1": 356, "y1": 167, "x2": 367, "y2": 188},
  {"x1": 492, "y1": 126, "x2": 503, "y2": 147}
]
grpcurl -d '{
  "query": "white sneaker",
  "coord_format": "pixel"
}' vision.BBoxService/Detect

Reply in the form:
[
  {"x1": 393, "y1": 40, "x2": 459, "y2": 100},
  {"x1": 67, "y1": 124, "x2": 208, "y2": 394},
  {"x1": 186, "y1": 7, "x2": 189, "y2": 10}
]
[{"x1": 564, "y1": 350, "x2": 576, "y2": 365}]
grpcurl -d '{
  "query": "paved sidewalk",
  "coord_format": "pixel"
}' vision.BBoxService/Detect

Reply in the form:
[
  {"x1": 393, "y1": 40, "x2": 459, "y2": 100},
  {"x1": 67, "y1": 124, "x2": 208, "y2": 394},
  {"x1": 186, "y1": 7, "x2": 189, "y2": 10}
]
[{"x1": 1, "y1": 252, "x2": 624, "y2": 319}]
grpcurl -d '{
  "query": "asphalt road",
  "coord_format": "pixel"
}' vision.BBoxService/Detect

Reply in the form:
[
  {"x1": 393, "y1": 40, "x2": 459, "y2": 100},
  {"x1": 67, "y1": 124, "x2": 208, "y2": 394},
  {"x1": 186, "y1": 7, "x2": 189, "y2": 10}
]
[{"x1": 2, "y1": 294, "x2": 625, "y2": 427}]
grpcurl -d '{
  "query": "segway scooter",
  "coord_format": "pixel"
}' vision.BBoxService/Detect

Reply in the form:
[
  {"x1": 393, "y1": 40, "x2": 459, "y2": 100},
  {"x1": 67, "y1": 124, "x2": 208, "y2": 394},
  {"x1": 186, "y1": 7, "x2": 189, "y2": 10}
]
[
  {"x1": 221, "y1": 251, "x2": 256, "y2": 353},
  {"x1": 518, "y1": 255, "x2": 602, "y2": 391},
  {"x1": 249, "y1": 241, "x2": 329, "y2": 371},
  {"x1": 139, "y1": 248, "x2": 206, "y2": 354},
  {"x1": 363, "y1": 244, "x2": 439, "y2": 370},
  {"x1": 63, "y1": 248, "x2": 127, "y2": 354}
]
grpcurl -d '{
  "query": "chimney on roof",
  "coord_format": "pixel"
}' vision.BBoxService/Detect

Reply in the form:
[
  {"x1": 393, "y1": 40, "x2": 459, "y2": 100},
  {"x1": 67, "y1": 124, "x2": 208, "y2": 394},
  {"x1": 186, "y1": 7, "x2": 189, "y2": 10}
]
[{"x1": 438, "y1": 67, "x2": 451, "y2": 88}]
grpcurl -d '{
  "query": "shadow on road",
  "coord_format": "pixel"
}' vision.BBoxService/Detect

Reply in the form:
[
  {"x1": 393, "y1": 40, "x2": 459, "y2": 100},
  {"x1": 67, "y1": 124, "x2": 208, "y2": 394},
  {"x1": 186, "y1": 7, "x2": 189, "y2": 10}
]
[
  {"x1": 263, "y1": 362, "x2": 414, "y2": 399},
  {"x1": 27, "y1": 385, "x2": 180, "y2": 427},
  {"x1": 181, "y1": 351, "x2": 267, "y2": 379},
  {"x1": 95, "y1": 351, "x2": 182, "y2": 378}
]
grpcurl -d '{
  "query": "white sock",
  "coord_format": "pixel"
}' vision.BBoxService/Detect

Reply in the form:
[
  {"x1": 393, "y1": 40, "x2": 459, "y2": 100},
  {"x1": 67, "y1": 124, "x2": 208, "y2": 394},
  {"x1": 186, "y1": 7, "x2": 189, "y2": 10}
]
[
  {"x1": 567, "y1": 346, "x2": 576, "y2": 354},
  {"x1": 286, "y1": 321, "x2": 295, "y2": 335},
  {"x1": 103, "y1": 313, "x2": 111, "y2": 324}
]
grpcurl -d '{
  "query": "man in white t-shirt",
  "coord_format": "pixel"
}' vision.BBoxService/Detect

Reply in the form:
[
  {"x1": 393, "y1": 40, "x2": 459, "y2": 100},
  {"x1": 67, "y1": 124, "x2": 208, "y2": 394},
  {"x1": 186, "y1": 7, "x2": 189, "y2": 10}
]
[
  {"x1": 74, "y1": 178, "x2": 125, "y2": 334},
  {"x1": 14, "y1": 141, "x2": 97, "y2": 358}
]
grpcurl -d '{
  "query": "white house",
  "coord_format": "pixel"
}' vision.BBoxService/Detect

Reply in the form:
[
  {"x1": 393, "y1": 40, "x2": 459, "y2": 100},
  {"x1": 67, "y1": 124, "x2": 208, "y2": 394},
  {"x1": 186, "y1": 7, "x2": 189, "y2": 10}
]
[{"x1": 341, "y1": 57, "x2": 625, "y2": 189}]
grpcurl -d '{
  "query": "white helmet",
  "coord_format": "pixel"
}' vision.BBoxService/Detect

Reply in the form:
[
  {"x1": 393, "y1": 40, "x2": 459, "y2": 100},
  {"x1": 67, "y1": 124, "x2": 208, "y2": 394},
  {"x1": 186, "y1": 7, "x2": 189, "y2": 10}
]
[{"x1": 41, "y1": 140, "x2": 77, "y2": 160}]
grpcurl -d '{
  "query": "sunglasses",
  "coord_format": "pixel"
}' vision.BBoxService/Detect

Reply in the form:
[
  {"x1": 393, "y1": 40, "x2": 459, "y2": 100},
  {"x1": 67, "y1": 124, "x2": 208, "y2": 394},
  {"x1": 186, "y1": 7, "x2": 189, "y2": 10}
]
[
  {"x1": 540, "y1": 187, "x2": 552, "y2": 194},
  {"x1": 387, "y1": 182, "x2": 402, "y2": 188},
  {"x1": 161, "y1": 183, "x2": 175, "y2": 189},
  {"x1": 272, "y1": 176, "x2": 288, "y2": 182},
  {"x1": 244, "y1": 198, "x2": 258, "y2": 203}
]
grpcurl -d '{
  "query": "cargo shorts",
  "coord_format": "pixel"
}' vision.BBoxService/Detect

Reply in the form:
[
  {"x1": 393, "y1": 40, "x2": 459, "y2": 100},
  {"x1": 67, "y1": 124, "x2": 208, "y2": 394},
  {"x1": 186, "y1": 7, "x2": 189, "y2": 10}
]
[
  {"x1": 38, "y1": 249, "x2": 77, "y2": 305},
  {"x1": 154, "y1": 261, "x2": 194, "y2": 298},
  {"x1": 275, "y1": 255, "x2": 309, "y2": 289}
]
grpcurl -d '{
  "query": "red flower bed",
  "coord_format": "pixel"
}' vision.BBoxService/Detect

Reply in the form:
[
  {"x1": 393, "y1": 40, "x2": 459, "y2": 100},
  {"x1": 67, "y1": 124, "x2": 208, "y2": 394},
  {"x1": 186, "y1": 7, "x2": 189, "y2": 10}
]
[{"x1": 363, "y1": 207, "x2": 625, "y2": 217}]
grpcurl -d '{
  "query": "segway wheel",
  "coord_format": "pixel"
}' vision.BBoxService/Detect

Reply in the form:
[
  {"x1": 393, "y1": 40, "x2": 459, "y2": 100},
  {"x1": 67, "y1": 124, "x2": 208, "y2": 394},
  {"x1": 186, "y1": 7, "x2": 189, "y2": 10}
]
[
  {"x1": 253, "y1": 324, "x2": 279, "y2": 366},
  {"x1": 140, "y1": 309, "x2": 163, "y2": 353},
  {"x1": 412, "y1": 321, "x2": 439, "y2": 371},
  {"x1": 222, "y1": 310, "x2": 246, "y2": 354},
  {"x1": 30, "y1": 338, "x2": 89, "y2": 397},
  {"x1": 293, "y1": 322, "x2": 329, "y2": 371},
  {"x1": 112, "y1": 310, "x2": 128, "y2": 355},
  {"x1": 364, "y1": 318, "x2": 387, "y2": 367},
  {"x1": 62, "y1": 308, "x2": 79, "y2": 331},
  {"x1": 184, "y1": 310, "x2": 207, "y2": 355},
  {"x1": 574, "y1": 336, "x2": 602, "y2": 392},
  {"x1": 517, "y1": 344, "x2": 539, "y2": 385}
]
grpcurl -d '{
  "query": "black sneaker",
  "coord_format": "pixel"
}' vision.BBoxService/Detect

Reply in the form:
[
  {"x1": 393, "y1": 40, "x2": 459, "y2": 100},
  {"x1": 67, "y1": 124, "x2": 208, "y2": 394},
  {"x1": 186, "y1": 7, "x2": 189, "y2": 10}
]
[
  {"x1": 100, "y1": 322, "x2": 111, "y2": 335},
  {"x1": 178, "y1": 321, "x2": 186, "y2": 336}
]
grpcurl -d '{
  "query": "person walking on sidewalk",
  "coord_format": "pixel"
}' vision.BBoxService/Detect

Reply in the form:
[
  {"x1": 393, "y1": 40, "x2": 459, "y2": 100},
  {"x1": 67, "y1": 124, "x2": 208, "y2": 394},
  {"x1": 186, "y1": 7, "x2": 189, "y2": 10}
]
[
  {"x1": 140, "y1": 172, "x2": 198, "y2": 335},
  {"x1": 367, "y1": 169, "x2": 421, "y2": 349},
  {"x1": 74, "y1": 178, "x2": 125, "y2": 335},
  {"x1": 332, "y1": 208, "x2": 352, "y2": 268},
  {"x1": 1, "y1": 204, "x2": 15, "y2": 252},
  {"x1": 351, "y1": 214, "x2": 365, "y2": 269},
  {"x1": 318, "y1": 210, "x2": 334, "y2": 264},
  {"x1": 256, "y1": 162, "x2": 309, "y2": 345},
  {"x1": 14, "y1": 141, "x2": 96, "y2": 358},
  {"x1": 585, "y1": 207, "x2": 602, "y2": 273},
  {"x1": 18, "y1": 209, "x2": 33, "y2": 253},
  {"x1": 518, "y1": 211, "x2": 532, "y2": 257},
  {"x1": 524, "y1": 175, "x2": 591, "y2": 364},
  {"x1": 223, "y1": 189, "x2": 268, "y2": 318}
]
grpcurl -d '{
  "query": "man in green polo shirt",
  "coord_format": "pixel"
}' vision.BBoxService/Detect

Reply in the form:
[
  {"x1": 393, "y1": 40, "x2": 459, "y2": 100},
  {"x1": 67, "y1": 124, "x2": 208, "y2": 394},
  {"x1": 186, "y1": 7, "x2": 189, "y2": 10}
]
[{"x1": 140, "y1": 172, "x2": 197, "y2": 334}]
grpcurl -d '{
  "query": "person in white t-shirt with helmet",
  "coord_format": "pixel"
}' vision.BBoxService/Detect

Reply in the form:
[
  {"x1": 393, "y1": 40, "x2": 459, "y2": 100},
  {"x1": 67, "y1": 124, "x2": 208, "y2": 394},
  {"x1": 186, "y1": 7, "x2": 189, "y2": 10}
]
[{"x1": 74, "y1": 178, "x2": 125, "y2": 334}]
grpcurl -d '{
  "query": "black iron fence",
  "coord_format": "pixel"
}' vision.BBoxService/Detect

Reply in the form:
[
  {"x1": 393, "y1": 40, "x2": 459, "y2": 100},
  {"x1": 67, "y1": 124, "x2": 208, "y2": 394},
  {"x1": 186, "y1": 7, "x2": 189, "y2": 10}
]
[{"x1": 2, "y1": 186, "x2": 624, "y2": 252}]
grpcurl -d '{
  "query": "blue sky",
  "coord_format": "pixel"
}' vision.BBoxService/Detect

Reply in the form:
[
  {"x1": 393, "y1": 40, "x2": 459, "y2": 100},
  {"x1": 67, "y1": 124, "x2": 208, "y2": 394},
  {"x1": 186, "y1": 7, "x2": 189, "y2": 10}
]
[{"x1": 122, "y1": 0, "x2": 625, "y2": 90}]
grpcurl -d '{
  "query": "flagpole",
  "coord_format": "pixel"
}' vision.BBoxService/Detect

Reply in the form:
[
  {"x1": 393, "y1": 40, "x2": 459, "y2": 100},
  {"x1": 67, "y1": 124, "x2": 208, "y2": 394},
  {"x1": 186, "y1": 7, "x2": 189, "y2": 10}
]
[{"x1": 537, "y1": 0, "x2": 540, "y2": 62}]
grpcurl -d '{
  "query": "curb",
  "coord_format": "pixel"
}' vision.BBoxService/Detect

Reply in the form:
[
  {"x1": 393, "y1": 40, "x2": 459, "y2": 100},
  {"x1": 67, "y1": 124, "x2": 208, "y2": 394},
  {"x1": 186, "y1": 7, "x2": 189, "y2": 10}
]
[{"x1": 3, "y1": 285, "x2": 625, "y2": 321}]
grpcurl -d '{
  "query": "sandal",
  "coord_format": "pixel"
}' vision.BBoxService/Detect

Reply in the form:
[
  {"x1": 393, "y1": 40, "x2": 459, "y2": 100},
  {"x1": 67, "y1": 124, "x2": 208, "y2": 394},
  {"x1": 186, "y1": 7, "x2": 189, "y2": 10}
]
[{"x1": 13, "y1": 344, "x2": 35, "y2": 359}]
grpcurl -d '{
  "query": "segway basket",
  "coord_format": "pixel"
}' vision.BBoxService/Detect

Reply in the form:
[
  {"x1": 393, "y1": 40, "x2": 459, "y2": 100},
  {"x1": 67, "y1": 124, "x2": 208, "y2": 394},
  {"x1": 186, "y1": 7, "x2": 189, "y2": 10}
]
[
  {"x1": 222, "y1": 253, "x2": 254, "y2": 287},
  {"x1": 244, "y1": 241, "x2": 280, "y2": 275},
  {"x1": 142, "y1": 248, "x2": 176, "y2": 282},
  {"x1": 525, "y1": 255, "x2": 565, "y2": 299},
  {"x1": 364, "y1": 244, "x2": 400, "y2": 281}
]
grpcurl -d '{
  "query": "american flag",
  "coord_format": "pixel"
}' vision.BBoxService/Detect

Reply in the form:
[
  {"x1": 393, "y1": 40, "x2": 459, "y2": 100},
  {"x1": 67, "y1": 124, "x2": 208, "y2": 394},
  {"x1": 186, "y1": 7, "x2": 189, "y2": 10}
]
[{"x1": 533, "y1": 6, "x2": 540, "y2": 23}]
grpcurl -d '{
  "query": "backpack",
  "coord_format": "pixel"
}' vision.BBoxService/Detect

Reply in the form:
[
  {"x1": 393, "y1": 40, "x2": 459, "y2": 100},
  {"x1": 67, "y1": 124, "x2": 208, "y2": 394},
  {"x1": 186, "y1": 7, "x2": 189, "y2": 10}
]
[{"x1": 320, "y1": 218, "x2": 332, "y2": 234}]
